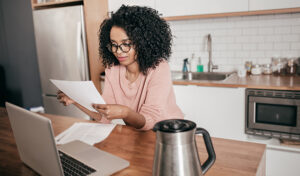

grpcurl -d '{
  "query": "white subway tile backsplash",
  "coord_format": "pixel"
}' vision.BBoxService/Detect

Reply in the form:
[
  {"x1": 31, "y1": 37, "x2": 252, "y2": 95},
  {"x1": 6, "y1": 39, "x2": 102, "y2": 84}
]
[
  {"x1": 243, "y1": 43, "x2": 257, "y2": 50},
  {"x1": 227, "y1": 43, "x2": 242, "y2": 51},
  {"x1": 264, "y1": 35, "x2": 282, "y2": 43},
  {"x1": 274, "y1": 43, "x2": 290, "y2": 50},
  {"x1": 227, "y1": 28, "x2": 242, "y2": 36},
  {"x1": 282, "y1": 34, "x2": 300, "y2": 42},
  {"x1": 291, "y1": 42, "x2": 300, "y2": 50},
  {"x1": 258, "y1": 43, "x2": 273, "y2": 50},
  {"x1": 236, "y1": 51, "x2": 250, "y2": 58},
  {"x1": 242, "y1": 28, "x2": 258, "y2": 35},
  {"x1": 291, "y1": 26, "x2": 300, "y2": 34},
  {"x1": 168, "y1": 13, "x2": 300, "y2": 72},
  {"x1": 274, "y1": 26, "x2": 291, "y2": 34},
  {"x1": 250, "y1": 51, "x2": 265, "y2": 58},
  {"x1": 258, "y1": 27, "x2": 274, "y2": 35}
]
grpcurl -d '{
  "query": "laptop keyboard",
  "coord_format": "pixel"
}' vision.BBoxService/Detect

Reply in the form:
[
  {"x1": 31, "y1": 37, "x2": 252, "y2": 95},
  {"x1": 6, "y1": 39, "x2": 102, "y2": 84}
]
[{"x1": 59, "y1": 151, "x2": 96, "y2": 176}]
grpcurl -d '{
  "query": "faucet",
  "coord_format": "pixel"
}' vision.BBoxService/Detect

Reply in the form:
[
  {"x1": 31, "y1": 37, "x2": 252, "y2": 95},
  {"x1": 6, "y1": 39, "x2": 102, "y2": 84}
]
[{"x1": 207, "y1": 34, "x2": 218, "y2": 72}]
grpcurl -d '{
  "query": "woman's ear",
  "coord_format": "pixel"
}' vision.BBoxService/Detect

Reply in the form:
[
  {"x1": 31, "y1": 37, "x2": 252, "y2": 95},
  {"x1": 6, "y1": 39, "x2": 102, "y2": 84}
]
[{"x1": 134, "y1": 53, "x2": 138, "y2": 61}]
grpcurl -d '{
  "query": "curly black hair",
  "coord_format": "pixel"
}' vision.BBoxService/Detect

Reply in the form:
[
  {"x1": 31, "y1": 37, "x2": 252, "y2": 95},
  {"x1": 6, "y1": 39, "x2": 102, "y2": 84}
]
[{"x1": 98, "y1": 5, "x2": 172, "y2": 75}]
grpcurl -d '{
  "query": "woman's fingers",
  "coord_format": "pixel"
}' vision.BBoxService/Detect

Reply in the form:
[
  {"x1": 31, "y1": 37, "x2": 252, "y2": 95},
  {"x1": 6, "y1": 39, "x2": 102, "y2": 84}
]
[
  {"x1": 92, "y1": 104, "x2": 127, "y2": 119},
  {"x1": 93, "y1": 104, "x2": 107, "y2": 109},
  {"x1": 57, "y1": 91, "x2": 74, "y2": 106},
  {"x1": 93, "y1": 104, "x2": 110, "y2": 119},
  {"x1": 93, "y1": 104, "x2": 107, "y2": 113},
  {"x1": 57, "y1": 91, "x2": 65, "y2": 100}
]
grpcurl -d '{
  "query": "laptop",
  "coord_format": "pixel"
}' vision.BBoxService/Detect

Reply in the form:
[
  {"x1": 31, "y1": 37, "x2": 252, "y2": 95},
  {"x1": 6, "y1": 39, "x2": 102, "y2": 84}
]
[{"x1": 6, "y1": 102, "x2": 129, "y2": 176}]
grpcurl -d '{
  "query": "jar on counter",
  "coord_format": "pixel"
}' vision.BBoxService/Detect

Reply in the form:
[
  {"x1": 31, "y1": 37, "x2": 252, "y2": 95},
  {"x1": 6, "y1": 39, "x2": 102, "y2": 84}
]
[
  {"x1": 272, "y1": 57, "x2": 287, "y2": 76},
  {"x1": 262, "y1": 64, "x2": 272, "y2": 75},
  {"x1": 245, "y1": 61, "x2": 252, "y2": 75},
  {"x1": 251, "y1": 64, "x2": 262, "y2": 75},
  {"x1": 297, "y1": 57, "x2": 300, "y2": 75},
  {"x1": 286, "y1": 58, "x2": 297, "y2": 76}
]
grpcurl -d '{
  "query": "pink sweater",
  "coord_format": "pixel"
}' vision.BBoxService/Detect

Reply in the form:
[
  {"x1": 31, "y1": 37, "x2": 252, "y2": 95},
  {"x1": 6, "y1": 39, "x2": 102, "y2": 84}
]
[{"x1": 101, "y1": 61, "x2": 183, "y2": 130}]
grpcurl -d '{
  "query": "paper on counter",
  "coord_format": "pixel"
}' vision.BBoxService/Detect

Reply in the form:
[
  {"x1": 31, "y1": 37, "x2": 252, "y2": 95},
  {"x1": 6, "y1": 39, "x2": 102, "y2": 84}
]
[
  {"x1": 55, "y1": 122, "x2": 116, "y2": 145},
  {"x1": 50, "y1": 79, "x2": 105, "y2": 112}
]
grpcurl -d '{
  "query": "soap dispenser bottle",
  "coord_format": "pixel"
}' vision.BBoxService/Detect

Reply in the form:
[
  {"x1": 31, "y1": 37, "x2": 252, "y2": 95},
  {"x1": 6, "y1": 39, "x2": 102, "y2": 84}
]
[
  {"x1": 197, "y1": 57, "x2": 204, "y2": 72},
  {"x1": 182, "y1": 58, "x2": 189, "y2": 79},
  {"x1": 183, "y1": 58, "x2": 189, "y2": 72}
]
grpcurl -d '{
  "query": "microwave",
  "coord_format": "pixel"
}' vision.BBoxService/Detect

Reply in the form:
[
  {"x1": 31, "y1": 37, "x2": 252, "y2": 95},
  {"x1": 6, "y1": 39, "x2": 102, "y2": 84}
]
[{"x1": 245, "y1": 89, "x2": 300, "y2": 141}]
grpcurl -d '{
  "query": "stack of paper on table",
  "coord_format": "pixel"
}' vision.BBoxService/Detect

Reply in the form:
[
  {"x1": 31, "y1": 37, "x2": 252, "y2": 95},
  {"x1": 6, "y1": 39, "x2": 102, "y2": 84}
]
[{"x1": 55, "y1": 122, "x2": 116, "y2": 145}]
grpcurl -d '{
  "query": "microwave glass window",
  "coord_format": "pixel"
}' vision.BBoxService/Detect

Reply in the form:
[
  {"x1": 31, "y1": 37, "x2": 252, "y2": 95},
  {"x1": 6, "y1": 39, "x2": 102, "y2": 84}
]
[{"x1": 255, "y1": 103, "x2": 297, "y2": 127}]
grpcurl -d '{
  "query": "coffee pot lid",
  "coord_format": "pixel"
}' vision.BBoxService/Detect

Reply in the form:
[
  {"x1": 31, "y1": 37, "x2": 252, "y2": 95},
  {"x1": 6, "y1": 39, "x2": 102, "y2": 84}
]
[{"x1": 153, "y1": 119, "x2": 196, "y2": 133}]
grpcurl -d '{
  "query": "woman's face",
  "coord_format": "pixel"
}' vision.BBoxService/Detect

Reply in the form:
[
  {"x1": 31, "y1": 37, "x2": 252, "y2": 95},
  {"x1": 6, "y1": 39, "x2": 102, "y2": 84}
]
[{"x1": 109, "y1": 26, "x2": 137, "y2": 66}]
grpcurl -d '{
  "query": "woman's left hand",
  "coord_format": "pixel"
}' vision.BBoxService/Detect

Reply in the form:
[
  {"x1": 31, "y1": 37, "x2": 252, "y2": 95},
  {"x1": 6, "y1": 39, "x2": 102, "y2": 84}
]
[{"x1": 92, "y1": 104, "x2": 129, "y2": 120}]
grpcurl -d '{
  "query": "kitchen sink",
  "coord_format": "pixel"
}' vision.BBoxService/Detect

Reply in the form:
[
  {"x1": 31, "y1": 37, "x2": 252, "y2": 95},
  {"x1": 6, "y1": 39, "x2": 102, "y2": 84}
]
[{"x1": 172, "y1": 71, "x2": 235, "y2": 81}]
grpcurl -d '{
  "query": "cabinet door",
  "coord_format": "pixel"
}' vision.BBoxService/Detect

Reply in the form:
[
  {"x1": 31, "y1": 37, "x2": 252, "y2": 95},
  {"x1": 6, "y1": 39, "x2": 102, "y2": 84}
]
[
  {"x1": 108, "y1": 0, "x2": 155, "y2": 13},
  {"x1": 249, "y1": 0, "x2": 300, "y2": 11},
  {"x1": 173, "y1": 85, "x2": 247, "y2": 141},
  {"x1": 157, "y1": 0, "x2": 248, "y2": 17},
  {"x1": 266, "y1": 148, "x2": 300, "y2": 176}
]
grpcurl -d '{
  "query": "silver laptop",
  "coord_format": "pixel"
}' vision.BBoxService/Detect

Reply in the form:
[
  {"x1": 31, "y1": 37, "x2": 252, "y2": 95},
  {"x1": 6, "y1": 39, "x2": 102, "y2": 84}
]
[{"x1": 6, "y1": 102, "x2": 129, "y2": 176}]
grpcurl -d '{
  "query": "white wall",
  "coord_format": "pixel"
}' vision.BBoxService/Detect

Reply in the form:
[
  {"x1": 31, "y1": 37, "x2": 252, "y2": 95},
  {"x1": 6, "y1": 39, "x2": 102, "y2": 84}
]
[{"x1": 168, "y1": 13, "x2": 300, "y2": 72}]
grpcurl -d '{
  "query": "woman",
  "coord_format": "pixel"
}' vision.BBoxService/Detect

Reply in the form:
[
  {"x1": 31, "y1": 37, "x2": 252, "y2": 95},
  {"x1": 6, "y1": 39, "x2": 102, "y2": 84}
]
[{"x1": 58, "y1": 5, "x2": 183, "y2": 130}]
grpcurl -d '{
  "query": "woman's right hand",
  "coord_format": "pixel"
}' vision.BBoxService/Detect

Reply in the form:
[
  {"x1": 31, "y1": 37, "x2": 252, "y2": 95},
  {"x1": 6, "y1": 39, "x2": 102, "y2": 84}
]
[{"x1": 57, "y1": 90, "x2": 75, "y2": 106}]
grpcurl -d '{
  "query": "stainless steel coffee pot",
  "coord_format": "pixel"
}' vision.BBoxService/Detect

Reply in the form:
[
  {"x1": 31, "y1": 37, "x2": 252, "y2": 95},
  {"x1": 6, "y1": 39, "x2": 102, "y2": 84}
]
[{"x1": 152, "y1": 119, "x2": 216, "y2": 176}]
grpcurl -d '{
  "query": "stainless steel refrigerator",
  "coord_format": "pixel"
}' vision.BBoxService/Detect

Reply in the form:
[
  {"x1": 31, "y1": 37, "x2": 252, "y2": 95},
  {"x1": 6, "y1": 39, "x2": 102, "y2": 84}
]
[{"x1": 33, "y1": 5, "x2": 90, "y2": 119}]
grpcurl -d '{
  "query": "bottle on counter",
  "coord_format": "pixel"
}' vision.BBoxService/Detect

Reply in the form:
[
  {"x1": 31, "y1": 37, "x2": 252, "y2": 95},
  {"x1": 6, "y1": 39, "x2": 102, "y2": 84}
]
[
  {"x1": 245, "y1": 61, "x2": 252, "y2": 75},
  {"x1": 197, "y1": 57, "x2": 203, "y2": 72},
  {"x1": 182, "y1": 58, "x2": 189, "y2": 79}
]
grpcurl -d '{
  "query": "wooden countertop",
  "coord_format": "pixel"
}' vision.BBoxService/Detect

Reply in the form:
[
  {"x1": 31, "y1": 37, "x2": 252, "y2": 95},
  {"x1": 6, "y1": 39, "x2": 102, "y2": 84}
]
[
  {"x1": 173, "y1": 73, "x2": 300, "y2": 91},
  {"x1": 0, "y1": 108, "x2": 266, "y2": 176}
]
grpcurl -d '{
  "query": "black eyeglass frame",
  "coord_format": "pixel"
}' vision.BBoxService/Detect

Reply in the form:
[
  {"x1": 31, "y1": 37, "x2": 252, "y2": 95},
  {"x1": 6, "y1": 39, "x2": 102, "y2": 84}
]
[{"x1": 106, "y1": 43, "x2": 133, "y2": 53}]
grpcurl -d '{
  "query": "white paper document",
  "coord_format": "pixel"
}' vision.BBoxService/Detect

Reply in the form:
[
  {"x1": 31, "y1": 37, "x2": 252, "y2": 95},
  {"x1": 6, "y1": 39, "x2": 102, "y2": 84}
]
[
  {"x1": 55, "y1": 122, "x2": 116, "y2": 145},
  {"x1": 51, "y1": 79, "x2": 125, "y2": 125},
  {"x1": 50, "y1": 79, "x2": 105, "y2": 112}
]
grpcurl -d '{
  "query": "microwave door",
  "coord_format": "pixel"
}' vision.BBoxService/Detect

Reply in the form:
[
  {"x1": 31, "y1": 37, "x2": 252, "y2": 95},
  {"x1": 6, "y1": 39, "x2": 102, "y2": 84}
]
[{"x1": 248, "y1": 96, "x2": 300, "y2": 134}]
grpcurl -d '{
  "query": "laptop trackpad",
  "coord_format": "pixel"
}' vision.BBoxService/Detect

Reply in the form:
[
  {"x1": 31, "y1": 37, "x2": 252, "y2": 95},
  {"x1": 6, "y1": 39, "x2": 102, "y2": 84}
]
[
  {"x1": 76, "y1": 148, "x2": 100, "y2": 162},
  {"x1": 58, "y1": 140, "x2": 114, "y2": 162}
]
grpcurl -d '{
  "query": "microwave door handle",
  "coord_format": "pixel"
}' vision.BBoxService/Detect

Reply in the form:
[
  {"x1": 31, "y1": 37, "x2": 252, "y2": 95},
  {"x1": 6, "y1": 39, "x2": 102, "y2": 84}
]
[{"x1": 253, "y1": 102, "x2": 256, "y2": 123}]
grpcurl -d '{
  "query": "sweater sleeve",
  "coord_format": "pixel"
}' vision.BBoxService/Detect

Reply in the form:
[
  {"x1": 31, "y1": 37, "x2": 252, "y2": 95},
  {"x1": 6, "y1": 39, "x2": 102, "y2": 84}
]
[
  {"x1": 139, "y1": 62, "x2": 178, "y2": 130},
  {"x1": 98, "y1": 68, "x2": 115, "y2": 124}
]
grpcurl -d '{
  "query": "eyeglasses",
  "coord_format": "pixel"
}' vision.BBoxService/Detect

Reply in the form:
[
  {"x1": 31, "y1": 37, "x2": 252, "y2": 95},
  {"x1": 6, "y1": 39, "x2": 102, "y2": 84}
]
[{"x1": 107, "y1": 43, "x2": 132, "y2": 53}]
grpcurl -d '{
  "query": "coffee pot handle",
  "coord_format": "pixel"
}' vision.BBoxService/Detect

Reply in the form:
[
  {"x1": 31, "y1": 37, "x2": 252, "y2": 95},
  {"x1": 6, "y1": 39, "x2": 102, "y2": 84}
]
[{"x1": 196, "y1": 128, "x2": 216, "y2": 175}]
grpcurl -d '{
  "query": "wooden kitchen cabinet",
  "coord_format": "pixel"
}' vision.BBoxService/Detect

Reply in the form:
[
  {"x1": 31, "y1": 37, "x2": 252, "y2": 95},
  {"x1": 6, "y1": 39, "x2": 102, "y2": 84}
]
[
  {"x1": 156, "y1": 0, "x2": 248, "y2": 17},
  {"x1": 249, "y1": 0, "x2": 300, "y2": 11},
  {"x1": 31, "y1": 0, "x2": 108, "y2": 94},
  {"x1": 267, "y1": 148, "x2": 300, "y2": 176}
]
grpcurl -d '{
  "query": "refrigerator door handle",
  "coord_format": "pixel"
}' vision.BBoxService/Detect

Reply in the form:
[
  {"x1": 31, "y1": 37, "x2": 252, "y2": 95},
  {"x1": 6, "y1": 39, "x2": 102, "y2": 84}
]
[
  {"x1": 76, "y1": 18, "x2": 89, "y2": 81},
  {"x1": 76, "y1": 22, "x2": 84, "y2": 81},
  {"x1": 80, "y1": 8, "x2": 89, "y2": 81}
]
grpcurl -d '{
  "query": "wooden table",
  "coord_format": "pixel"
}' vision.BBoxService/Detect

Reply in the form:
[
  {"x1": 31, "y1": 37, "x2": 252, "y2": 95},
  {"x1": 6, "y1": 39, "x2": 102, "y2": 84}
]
[{"x1": 0, "y1": 108, "x2": 266, "y2": 176}]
